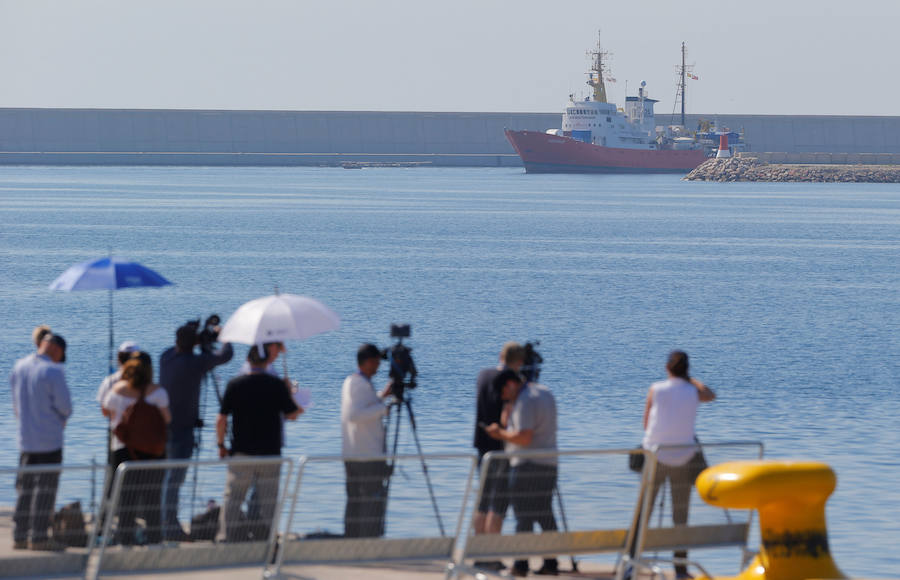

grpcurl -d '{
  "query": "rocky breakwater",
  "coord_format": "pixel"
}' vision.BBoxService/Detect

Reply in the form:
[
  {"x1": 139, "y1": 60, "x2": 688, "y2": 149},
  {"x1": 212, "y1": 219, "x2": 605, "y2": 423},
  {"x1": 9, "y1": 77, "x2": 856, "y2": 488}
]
[{"x1": 684, "y1": 157, "x2": 900, "y2": 183}]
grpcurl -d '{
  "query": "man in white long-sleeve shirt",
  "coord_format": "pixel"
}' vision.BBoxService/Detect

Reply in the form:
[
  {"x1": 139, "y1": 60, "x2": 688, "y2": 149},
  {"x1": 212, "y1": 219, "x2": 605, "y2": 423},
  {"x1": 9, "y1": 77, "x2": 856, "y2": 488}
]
[{"x1": 340, "y1": 343, "x2": 393, "y2": 538}]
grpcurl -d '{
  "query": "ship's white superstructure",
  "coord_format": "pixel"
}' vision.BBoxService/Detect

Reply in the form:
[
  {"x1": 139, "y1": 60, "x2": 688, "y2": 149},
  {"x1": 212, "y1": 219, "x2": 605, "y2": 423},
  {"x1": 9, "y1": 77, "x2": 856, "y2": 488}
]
[
  {"x1": 559, "y1": 83, "x2": 658, "y2": 150},
  {"x1": 553, "y1": 33, "x2": 660, "y2": 150}
]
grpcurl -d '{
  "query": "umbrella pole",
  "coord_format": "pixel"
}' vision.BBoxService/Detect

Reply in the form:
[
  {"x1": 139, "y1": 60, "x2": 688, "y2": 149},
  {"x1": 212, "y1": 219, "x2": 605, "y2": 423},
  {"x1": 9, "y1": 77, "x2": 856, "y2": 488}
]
[
  {"x1": 108, "y1": 289, "x2": 115, "y2": 375},
  {"x1": 107, "y1": 289, "x2": 114, "y2": 475}
]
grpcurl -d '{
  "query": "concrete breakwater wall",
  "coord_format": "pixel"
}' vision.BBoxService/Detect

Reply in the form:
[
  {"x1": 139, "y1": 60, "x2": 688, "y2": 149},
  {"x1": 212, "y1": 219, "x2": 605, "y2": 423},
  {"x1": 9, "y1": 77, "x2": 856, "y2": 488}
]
[
  {"x1": 684, "y1": 156, "x2": 900, "y2": 182},
  {"x1": 0, "y1": 108, "x2": 554, "y2": 167},
  {"x1": 1, "y1": 108, "x2": 900, "y2": 167}
]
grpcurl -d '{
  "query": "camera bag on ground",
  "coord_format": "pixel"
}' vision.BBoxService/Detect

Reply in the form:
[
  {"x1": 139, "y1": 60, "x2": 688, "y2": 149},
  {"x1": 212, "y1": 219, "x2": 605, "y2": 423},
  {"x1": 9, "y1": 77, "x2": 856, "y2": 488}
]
[
  {"x1": 114, "y1": 393, "x2": 167, "y2": 457},
  {"x1": 189, "y1": 503, "x2": 221, "y2": 541},
  {"x1": 52, "y1": 501, "x2": 88, "y2": 547}
]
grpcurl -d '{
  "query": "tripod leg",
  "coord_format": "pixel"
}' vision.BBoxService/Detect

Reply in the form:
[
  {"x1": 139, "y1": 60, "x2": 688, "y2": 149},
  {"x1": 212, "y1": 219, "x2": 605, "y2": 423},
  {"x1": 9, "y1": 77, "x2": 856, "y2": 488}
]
[
  {"x1": 385, "y1": 403, "x2": 402, "y2": 491},
  {"x1": 190, "y1": 433, "x2": 200, "y2": 522},
  {"x1": 554, "y1": 483, "x2": 579, "y2": 572},
  {"x1": 403, "y1": 399, "x2": 445, "y2": 536},
  {"x1": 190, "y1": 375, "x2": 214, "y2": 527}
]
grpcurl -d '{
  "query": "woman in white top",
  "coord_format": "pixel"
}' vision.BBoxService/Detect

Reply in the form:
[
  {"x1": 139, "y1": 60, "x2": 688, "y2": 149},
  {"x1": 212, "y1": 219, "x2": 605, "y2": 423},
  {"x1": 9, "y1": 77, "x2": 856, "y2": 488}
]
[
  {"x1": 102, "y1": 352, "x2": 171, "y2": 545},
  {"x1": 640, "y1": 351, "x2": 715, "y2": 579}
]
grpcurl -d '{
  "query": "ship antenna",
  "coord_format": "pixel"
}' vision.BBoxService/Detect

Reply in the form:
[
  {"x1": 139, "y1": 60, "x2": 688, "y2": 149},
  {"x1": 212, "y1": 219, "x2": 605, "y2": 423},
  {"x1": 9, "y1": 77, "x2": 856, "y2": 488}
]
[{"x1": 586, "y1": 31, "x2": 610, "y2": 104}]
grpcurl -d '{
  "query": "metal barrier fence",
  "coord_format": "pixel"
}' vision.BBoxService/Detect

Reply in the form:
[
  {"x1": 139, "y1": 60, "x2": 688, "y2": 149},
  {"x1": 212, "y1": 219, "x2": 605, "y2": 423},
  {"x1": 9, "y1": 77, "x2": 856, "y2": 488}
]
[
  {"x1": 625, "y1": 441, "x2": 765, "y2": 580},
  {"x1": 0, "y1": 462, "x2": 107, "y2": 578},
  {"x1": 0, "y1": 442, "x2": 765, "y2": 579},
  {"x1": 449, "y1": 447, "x2": 650, "y2": 579},
  {"x1": 91, "y1": 455, "x2": 293, "y2": 579},
  {"x1": 269, "y1": 453, "x2": 477, "y2": 577}
]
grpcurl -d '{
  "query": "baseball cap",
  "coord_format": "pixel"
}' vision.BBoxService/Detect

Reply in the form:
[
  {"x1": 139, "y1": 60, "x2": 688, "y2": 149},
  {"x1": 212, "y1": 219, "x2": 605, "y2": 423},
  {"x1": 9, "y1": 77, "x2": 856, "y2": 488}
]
[{"x1": 117, "y1": 340, "x2": 141, "y2": 354}]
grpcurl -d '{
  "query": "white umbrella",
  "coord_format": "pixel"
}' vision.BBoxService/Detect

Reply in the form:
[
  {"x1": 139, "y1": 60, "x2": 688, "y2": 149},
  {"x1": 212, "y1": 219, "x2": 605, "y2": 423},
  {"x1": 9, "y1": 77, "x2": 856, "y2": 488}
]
[{"x1": 219, "y1": 293, "x2": 341, "y2": 346}]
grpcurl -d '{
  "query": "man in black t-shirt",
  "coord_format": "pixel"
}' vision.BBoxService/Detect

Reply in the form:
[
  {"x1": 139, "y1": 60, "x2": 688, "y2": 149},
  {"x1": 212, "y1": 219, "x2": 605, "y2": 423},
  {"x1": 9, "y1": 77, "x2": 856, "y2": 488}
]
[
  {"x1": 472, "y1": 342, "x2": 525, "y2": 552},
  {"x1": 216, "y1": 344, "x2": 301, "y2": 542}
]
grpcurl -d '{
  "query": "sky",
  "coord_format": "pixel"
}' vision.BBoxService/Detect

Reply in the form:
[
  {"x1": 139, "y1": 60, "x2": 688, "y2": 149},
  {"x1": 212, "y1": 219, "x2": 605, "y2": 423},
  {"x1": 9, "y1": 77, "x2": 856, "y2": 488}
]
[{"x1": 1, "y1": 0, "x2": 899, "y2": 116}]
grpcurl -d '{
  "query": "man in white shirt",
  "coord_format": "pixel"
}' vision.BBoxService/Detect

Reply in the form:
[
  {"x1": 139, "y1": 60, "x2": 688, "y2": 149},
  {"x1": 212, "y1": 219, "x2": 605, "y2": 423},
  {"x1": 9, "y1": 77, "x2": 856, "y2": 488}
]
[{"x1": 340, "y1": 343, "x2": 392, "y2": 538}]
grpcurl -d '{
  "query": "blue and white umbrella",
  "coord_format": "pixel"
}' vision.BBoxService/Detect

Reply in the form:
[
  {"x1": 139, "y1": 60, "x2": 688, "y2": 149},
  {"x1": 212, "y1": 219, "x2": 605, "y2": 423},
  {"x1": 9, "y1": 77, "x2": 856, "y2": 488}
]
[{"x1": 49, "y1": 256, "x2": 173, "y2": 372}]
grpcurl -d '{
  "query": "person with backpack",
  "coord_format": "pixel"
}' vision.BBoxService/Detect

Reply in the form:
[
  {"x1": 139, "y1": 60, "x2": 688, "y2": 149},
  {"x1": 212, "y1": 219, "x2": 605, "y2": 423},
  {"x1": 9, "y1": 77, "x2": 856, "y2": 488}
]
[{"x1": 102, "y1": 352, "x2": 171, "y2": 545}]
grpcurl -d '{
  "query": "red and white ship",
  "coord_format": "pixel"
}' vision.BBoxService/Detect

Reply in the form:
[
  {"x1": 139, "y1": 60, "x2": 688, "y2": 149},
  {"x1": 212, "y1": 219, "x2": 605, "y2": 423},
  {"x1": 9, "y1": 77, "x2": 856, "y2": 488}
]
[{"x1": 506, "y1": 36, "x2": 737, "y2": 173}]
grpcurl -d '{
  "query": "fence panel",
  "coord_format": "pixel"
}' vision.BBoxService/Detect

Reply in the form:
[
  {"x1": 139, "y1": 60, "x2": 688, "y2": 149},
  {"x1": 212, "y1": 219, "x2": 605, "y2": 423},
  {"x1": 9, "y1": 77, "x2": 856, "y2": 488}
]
[
  {"x1": 628, "y1": 441, "x2": 764, "y2": 579},
  {"x1": 91, "y1": 455, "x2": 292, "y2": 578},
  {"x1": 271, "y1": 453, "x2": 476, "y2": 576},
  {"x1": 450, "y1": 448, "x2": 648, "y2": 578},
  {"x1": 0, "y1": 462, "x2": 107, "y2": 578}
]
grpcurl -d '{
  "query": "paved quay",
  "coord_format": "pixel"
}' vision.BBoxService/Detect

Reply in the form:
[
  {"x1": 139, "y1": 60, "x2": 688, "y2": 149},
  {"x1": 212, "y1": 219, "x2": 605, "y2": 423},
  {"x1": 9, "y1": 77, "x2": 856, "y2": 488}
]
[
  {"x1": 0, "y1": 509, "x2": 622, "y2": 579},
  {"x1": 101, "y1": 561, "x2": 617, "y2": 580}
]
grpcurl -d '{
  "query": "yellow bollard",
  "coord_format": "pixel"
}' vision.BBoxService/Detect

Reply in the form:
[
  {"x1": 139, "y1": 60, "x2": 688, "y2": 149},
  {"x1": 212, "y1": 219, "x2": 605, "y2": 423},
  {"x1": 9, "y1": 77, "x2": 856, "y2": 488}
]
[{"x1": 695, "y1": 460, "x2": 846, "y2": 580}]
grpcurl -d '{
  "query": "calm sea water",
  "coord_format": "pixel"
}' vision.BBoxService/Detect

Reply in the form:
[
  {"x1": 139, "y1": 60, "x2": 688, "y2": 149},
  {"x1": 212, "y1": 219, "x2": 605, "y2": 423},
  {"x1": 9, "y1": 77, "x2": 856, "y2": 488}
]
[{"x1": 1, "y1": 166, "x2": 899, "y2": 576}]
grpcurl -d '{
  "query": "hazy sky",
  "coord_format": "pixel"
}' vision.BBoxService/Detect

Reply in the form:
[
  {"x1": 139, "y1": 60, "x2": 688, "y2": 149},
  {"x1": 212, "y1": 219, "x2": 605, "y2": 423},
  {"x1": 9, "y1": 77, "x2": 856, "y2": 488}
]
[{"x1": 2, "y1": 0, "x2": 898, "y2": 116}]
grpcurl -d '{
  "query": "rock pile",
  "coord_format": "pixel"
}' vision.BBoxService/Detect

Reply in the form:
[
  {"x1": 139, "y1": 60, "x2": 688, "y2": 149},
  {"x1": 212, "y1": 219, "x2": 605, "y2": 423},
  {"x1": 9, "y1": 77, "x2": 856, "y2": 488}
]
[{"x1": 684, "y1": 157, "x2": 900, "y2": 183}]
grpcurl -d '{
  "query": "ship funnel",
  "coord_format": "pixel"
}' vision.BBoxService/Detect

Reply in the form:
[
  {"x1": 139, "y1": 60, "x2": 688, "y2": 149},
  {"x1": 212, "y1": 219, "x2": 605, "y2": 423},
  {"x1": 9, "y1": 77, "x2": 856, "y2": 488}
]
[{"x1": 716, "y1": 133, "x2": 731, "y2": 158}]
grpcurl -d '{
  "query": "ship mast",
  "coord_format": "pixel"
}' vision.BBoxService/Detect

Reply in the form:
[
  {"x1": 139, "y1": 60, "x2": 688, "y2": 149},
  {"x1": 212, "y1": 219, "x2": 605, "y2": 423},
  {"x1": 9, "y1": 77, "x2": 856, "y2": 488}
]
[
  {"x1": 674, "y1": 42, "x2": 695, "y2": 127},
  {"x1": 587, "y1": 31, "x2": 609, "y2": 103},
  {"x1": 680, "y1": 41, "x2": 687, "y2": 126}
]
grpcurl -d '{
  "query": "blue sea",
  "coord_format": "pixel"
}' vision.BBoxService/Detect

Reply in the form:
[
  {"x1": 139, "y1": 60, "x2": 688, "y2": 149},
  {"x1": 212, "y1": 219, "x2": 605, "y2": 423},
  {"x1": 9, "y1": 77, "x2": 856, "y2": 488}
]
[{"x1": 1, "y1": 166, "x2": 899, "y2": 576}]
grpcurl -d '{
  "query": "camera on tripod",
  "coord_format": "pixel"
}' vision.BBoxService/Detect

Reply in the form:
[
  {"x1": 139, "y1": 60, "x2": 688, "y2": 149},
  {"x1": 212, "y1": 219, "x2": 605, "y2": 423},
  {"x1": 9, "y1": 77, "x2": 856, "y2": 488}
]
[
  {"x1": 522, "y1": 340, "x2": 543, "y2": 382},
  {"x1": 381, "y1": 324, "x2": 417, "y2": 400},
  {"x1": 379, "y1": 323, "x2": 445, "y2": 535},
  {"x1": 185, "y1": 314, "x2": 221, "y2": 353}
]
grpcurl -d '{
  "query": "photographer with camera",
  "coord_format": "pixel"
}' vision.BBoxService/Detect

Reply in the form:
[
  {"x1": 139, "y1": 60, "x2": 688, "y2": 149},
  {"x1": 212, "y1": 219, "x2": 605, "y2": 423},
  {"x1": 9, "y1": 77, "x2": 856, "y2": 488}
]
[
  {"x1": 341, "y1": 343, "x2": 393, "y2": 538},
  {"x1": 471, "y1": 342, "x2": 525, "y2": 569},
  {"x1": 159, "y1": 317, "x2": 233, "y2": 542}
]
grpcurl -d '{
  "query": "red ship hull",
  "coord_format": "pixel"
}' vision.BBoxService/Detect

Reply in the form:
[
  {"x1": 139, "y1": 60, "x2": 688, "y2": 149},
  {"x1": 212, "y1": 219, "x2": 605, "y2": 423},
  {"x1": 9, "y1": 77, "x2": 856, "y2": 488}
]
[{"x1": 505, "y1": 129, "x2": 708, "y2": 173}]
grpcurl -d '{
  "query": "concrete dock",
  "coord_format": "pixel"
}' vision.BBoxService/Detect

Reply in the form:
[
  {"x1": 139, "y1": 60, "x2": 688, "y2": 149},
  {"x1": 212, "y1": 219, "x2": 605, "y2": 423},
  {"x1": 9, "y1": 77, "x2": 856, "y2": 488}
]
[{"x1": 0, "y1": 509, "x2": 619, "y2": 579}]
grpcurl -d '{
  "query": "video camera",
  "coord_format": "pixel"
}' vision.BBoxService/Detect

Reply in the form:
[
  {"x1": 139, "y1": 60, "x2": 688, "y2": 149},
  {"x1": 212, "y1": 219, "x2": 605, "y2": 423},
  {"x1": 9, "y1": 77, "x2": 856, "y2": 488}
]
[
  {"x1": 185, "y1": 314, "x2": 221, "y2": 353},
  {"x1": 382, "y1": 324, "x2": 417, "y2": 400},
  {"x1": 521, "y1": 340, "x2": 543, "y2": 382}
]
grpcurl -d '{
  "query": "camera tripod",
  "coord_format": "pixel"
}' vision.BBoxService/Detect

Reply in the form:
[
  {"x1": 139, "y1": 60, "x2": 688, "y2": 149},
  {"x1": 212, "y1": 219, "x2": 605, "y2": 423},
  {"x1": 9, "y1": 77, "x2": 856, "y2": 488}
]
[
  {"x1": 384, "y1": 384, "x2": 446, "y2": 537},
  {"x1": 190, "y1": 369, "x2": 223, "y2": 508}
]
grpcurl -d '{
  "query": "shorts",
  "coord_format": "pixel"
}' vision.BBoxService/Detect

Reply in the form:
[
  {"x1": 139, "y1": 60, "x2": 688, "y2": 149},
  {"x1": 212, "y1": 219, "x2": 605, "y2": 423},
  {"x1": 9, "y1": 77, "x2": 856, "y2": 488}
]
[{"x1": 477, "y1": 453, "x2": 510, "y2": 515}]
